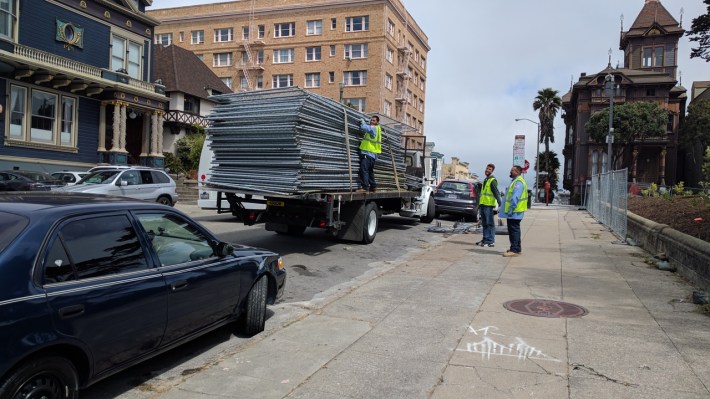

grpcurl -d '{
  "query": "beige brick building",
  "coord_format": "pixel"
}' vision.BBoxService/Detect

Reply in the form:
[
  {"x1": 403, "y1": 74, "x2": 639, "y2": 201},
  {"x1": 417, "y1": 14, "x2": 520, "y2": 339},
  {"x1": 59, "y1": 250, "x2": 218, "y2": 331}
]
[{"x1": 147, "y1": 0, "x2": 429, "y2": 134}]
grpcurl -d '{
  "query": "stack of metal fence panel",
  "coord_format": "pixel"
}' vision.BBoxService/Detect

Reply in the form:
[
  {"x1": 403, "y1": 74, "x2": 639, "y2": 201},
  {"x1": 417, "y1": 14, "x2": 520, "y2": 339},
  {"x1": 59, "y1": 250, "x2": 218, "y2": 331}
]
[{"x1": 205, "y1": 87, "x2": 420, "y2": 196}]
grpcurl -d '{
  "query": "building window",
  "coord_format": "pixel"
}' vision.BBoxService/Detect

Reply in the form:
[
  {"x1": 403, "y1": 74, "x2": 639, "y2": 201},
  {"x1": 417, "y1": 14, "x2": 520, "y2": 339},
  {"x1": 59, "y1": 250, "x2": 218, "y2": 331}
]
[
  {"x1": 329, "y1": 71, "x2": 335, "y2": 83},
  {"x1": 343, "y1": 98, "x2": 366, "y2": 112},
  {"x1": 7, "y1": 84, "x2": 77, "y2": 148},
  {"x1": 305, "y1": 47, "x2": 321, "y2": 62},
  {"x1": 184, "y1": 96, "x2": 199, "y2": 114},
  {"x1": 272, "y1": 74, "x2": 294, "y2": 88},
  {"x1": 384, "y1": 100, "x2": 391, "y2": 117},
  {"x1": 384, "y1": 73, "x2": 392, "y2": 90},
  {"x1": 178, "y1": 32, "x2": 184, "y2": 42},
  {"x1": 406, "y1": 90, "x2": 412, "y2": 104},
  {"x1": 420, "y1": 56, "x2": 426, "y2": 69},
  {"x1": 330, "y1": 45, "x2": 336, "y2": 57},
  {"x1": 196, "y1": 54, "x2": 204, "y2": 61},
  {"x1": 331, "y1": 18, "x2": 336, "y2": 30},
  {"x1": 273, "y1": 48, "x2": 294, "y2": 63},
  {"x1": 387, "y1": 19, "x2": 395, "y2": 36},
  {"x1": 345, "y1": 16, "x2": 369, "y2": 32},
  {"x1": 643, "y1": 46, "x2": 664, "y2": 67},
  {"x1": 221, "y1": 77, "x2": 232, "y2": 88},
  {"x1": 386, "y1": 47, "x2": 394, "y2": 64},
  {"x1": 344, "y1": 70, "x2": 367, "y2": 86},
  {"x1": 305, "y1": 72, "x2": 320, "y2": 88},
  {"x1": 258, "y1": 25, "x2": 265, "y2": 39},
  {"x1": 214, "y1": 28, "x2": 233, "y2": 42},
  {"x1": 307, "y1": 20, "x2": 322, "y2": 35},
  {"x1": 256, "y1": 75, "x2": 264, "y2": 89},
  {"x1": 274, "y1": 22, "x2": 295, "y2": 38},
  {"x1": 667, "y1": 113, "x2": 674, "y2": 132},
  {"x1": 242, "y1": 26, "x2": 249, "y2": 40},
  {"x1": 213, "y1": 52, "x2": 232, "y2": 67},
  {"x1": 419, "y1": 78, "x2": 425, "y2": 91},
  {"x1": 419, "y1": 98, "x2": 424, "y2": 112},
  {"x1": 156, "y1": 33, "x2": 172, "y2": 46},
  {"x1": 0, "y1": 0, "x2": 17, "y2": 40},
  {"x1": 111, "y1": 34, "x2": 143, "y2": 79},
  {"x1": 191, "y1": 30, "x2": 204, "y2": 44},
  {"x1": 240, "y1": 76, "x2": 249, "y2": 91},
  {"x1": 646, "y1": 88, "x2": 656, "y2": 96},
  {"x1": 344, "y1": 43, "x2": 368, "y2": 59}
]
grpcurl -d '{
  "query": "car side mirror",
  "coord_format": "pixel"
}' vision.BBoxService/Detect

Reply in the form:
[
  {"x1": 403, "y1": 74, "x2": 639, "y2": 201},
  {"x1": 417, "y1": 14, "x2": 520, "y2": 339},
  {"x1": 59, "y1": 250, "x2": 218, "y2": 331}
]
[
  {"x1": 116, "y1": 180, "x2": 128, "y2": 187},
  {"x1": 213, "y1": 241, "x2": 234, "y2": 257}
]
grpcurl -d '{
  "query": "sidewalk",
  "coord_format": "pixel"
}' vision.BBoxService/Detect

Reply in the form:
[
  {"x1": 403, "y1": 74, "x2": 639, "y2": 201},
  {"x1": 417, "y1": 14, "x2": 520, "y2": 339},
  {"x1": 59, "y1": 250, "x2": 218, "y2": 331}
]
[{"x1": 154, "y1": 206, "x2": 710, "y2": 398}]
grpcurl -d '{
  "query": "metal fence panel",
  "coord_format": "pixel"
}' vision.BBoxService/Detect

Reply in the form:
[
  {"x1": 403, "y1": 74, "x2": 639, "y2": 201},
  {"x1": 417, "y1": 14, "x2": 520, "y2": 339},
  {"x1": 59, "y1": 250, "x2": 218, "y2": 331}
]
[{"x1": 586, "y1": 169, "x2": 628, "y2": 241}]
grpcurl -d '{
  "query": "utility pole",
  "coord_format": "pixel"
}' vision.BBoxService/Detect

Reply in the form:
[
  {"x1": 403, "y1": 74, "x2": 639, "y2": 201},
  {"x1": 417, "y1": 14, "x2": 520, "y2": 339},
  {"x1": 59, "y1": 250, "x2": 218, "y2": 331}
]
[{"x1": 604, "y1": 73, "x2": 617, "y2": 173}]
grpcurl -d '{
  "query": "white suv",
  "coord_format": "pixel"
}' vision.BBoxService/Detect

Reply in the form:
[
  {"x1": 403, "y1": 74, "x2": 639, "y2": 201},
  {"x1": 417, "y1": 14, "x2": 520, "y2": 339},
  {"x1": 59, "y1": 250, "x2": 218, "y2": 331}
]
[{"x1": 55, "y1": 167, "x2": 179, "y2": 206}]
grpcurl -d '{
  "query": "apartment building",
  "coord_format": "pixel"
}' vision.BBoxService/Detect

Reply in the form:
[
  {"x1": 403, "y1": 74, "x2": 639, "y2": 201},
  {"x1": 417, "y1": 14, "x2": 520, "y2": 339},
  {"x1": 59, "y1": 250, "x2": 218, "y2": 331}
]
[{"x1": 147, "y1": 0, "x2": 429, "y2": 135}]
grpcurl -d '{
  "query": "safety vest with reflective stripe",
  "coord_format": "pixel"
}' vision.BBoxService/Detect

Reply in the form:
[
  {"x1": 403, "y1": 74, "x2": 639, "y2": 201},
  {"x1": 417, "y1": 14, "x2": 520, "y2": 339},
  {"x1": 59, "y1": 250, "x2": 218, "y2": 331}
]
[
  {"x1": 359, "y1": 125, "x2": 382, "y2": 154},
  {"x1": 480, "y1": 176, "x2": 498, "y2": 206},
  {"x1": 504, "y1": 176, "x2": 529, "y2": 214}
]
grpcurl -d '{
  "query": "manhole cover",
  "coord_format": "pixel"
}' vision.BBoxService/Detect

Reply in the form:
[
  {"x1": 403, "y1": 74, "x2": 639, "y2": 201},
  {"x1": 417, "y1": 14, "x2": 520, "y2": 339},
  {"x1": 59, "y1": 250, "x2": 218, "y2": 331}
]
[{"x1": 503, "y1": 299, "x2": 589, "y2": 318}]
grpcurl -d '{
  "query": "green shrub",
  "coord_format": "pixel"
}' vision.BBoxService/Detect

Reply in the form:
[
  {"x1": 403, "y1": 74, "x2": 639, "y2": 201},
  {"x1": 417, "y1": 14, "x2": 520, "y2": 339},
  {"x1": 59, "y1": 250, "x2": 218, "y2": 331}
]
[{"x1": 163, "y1": 129, "x2": 205, "y2": 175}]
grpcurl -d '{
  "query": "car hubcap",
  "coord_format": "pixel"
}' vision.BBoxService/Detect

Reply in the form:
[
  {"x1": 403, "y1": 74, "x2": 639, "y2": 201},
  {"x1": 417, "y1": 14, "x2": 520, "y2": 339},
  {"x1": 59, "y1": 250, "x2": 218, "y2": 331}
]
[{"x1": 15, "y1": 374, "x2": 62, "y2": 399}]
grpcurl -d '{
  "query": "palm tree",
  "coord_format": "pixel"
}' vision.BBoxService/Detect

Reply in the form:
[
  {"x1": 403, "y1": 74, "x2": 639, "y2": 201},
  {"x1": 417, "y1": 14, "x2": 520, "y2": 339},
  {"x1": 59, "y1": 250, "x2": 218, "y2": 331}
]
[{"x1": 533, "y1": 88, "x2": 562, "y2": 179}]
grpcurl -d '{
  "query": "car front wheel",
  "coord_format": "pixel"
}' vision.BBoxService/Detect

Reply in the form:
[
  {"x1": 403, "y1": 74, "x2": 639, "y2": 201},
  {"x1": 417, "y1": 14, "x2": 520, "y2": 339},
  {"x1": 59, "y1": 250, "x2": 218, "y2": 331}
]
[
  {"x1": 0, "y1": 355, "x2": 79, "y2": 399},
  {"x1": 157, "y1": 195, "x2": 173, "y2": 206},
  {"x1": 243, "y1": 277, "x2": 267, "y2": 336}
]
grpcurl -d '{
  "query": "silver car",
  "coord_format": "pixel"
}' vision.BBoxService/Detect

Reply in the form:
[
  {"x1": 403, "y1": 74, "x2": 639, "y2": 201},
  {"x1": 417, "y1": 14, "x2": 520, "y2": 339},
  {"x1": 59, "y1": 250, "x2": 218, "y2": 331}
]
[{"x1": 55, "y1": 167, "x2": 179, "y2": 206}]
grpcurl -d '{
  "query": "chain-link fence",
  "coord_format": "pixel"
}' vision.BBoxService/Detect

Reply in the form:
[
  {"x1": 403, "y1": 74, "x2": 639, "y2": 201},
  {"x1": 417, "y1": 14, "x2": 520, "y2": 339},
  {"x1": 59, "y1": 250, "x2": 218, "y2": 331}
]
[{"x1": 585, "y1": 169, "x2": 628, "y2": 241}]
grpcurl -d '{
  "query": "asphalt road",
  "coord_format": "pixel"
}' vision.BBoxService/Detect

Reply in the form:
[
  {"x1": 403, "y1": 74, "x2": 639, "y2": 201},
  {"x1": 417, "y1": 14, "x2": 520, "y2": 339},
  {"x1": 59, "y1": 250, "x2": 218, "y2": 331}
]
[{"x1": 83, "y1": 204, "x2": 466, "y2": 398}]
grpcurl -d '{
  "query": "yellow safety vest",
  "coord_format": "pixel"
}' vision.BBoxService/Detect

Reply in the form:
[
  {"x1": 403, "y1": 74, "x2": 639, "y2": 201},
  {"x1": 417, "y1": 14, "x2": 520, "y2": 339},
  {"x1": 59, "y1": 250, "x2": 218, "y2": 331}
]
[
  {"x1": 359, "y1": 125, "x2": 382, "y2": 154},
  {"x1": 480, "y1": 177, "x2": 498, "y2": 206},
  {"x1": 504, "y1": 176, "x2": 529, "y2": 213}
]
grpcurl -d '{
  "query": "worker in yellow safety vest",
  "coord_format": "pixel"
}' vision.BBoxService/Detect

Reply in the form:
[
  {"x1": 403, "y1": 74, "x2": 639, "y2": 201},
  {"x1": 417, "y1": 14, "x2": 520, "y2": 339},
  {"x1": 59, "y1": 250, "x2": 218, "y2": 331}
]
[
  {"x1": 476, "y1": 163, "x2": 502, "y2": 248},
  {"x1": 357, "y1": 115, "x2": 382, "y2": 193},
  {"x1": 498, "y1": 165, "x2": 528, "y2": 257}
]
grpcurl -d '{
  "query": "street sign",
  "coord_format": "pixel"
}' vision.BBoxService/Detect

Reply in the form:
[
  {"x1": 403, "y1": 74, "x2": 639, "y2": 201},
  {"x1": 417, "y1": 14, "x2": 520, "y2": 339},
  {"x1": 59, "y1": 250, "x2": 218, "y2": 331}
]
[
  {"x1": 522, "y1": 159, "x2": 530, "y2": 173},
  {"x1": 513, "y1": 135, "x2": 525, "y2": 167}
]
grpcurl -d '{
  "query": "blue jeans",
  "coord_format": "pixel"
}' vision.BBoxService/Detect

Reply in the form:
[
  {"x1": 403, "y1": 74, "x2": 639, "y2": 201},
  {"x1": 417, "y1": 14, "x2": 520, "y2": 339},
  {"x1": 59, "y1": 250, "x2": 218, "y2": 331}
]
[
  {"x1": 506, "y1": 218, "x2": 522, "y2": 253},
  {"x1": 359, "y1": 155, "x2": 376, "y2": 190},
  {"x1": 480, "y1": 206, "x2": 495, "y2": 244}
]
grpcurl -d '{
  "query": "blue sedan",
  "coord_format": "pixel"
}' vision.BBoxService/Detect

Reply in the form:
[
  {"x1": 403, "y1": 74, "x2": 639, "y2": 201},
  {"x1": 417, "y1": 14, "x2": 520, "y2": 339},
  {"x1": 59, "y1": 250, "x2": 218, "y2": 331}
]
[{"x1": 0, "y1": 192, "x2": 286, "y2": 398}]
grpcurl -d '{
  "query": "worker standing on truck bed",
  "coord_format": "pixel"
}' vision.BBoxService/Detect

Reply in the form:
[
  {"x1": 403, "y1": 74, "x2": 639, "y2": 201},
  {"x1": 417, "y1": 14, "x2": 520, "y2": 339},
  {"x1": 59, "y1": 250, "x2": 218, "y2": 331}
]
[{"x1": 358, "y1": 116, "x2": 382, "y2": 193}]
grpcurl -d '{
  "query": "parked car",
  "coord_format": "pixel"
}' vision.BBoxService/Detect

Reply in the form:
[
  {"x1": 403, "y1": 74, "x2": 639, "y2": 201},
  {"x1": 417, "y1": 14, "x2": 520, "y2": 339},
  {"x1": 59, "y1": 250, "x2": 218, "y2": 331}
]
[
  {"x1": 0, "y1": 192, "x2": 286, "y2": 398},
  {"x1": 433, "y1": 179, "x2": 481, "y2": 222},
  {"x1": 55, "y1": 166, "x2": 179, "y2": 206},
  {"x1": 51, "y1": 171, "x2": 89, "y2": 186},
  {"x1": 0, "y1": 170, "x2": 64, "y2": 191}
]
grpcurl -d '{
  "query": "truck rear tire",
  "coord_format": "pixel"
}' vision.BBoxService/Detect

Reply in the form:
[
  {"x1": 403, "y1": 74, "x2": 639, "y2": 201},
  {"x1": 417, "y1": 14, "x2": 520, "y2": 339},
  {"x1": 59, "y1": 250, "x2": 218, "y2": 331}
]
[
  {"x1": 420, "y1": 196, "x2": 435, "y2": 223},
  {"x1": 362, "y1": 202, "x2": 379, "y2": 244}
]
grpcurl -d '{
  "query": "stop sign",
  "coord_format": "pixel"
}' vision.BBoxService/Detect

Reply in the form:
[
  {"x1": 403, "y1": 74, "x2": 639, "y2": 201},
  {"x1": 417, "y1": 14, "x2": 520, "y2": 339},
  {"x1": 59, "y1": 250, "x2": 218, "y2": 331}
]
[{"x1": 522, "y1": 160, "x2": 530, "y2": 173}]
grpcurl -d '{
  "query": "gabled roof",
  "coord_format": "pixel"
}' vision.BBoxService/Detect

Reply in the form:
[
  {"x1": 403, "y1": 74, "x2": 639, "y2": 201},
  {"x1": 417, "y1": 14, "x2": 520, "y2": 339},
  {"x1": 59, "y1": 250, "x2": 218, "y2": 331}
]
[
  {"x1": 574, "y1": 65, "x2": 678, "y2": 90},
  {"x1": 153, "y1": 44, "x2": 232, "y2": 101},
  {"x1": 620, "y1": 0, "x2": 683, "y2": 48}
]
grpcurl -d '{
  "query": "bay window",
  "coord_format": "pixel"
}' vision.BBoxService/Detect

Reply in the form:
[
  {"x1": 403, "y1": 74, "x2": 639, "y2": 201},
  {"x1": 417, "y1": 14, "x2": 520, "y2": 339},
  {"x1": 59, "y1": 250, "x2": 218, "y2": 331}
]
[
  {"x1": 0, "y1": 0, "x2": 17, "y2": 39},
  {"x1": 7, "y1": 84, "x2": 76, "y2": 148}
]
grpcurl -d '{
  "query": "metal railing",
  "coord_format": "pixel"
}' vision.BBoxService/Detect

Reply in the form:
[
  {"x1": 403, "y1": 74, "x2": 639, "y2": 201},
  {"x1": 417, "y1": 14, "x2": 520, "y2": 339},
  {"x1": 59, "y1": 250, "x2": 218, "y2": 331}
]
[{"x1": 585, "y1": 169, "x2": 628, "y2": 241}]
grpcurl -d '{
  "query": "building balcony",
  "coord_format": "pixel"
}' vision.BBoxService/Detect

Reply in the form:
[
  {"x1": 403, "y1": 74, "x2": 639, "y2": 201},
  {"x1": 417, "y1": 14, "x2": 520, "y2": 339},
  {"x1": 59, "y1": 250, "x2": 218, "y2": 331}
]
[
  {"x1": 163, "y1": 110, "x2": 209, "y2": 129},
  {"x1": 239, "y1": 61, "x2": 265, "y2": 70}
]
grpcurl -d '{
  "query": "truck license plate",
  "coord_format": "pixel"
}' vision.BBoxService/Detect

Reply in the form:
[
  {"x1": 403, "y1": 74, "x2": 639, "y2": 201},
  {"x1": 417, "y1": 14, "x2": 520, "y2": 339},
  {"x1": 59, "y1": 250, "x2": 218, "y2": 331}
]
[
  {"x1": 447, "y1": 194, "x2": 457, "y2": 199},
  {"x1": 267, "y1": 200, "x2": 285, "y2": 207}
]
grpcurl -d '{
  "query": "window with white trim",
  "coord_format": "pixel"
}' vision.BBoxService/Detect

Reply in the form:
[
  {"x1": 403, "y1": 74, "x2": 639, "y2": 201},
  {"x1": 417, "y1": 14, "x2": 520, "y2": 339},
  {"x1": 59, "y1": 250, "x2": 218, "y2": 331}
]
[
  {"x1": 343, "y1": 98, "x2": 366, "y2": 112},
  {"x1": 386, "y1": 19, "x2": 395, "y2": 36},
  {"x1": 305, "y1": 47, "x2": 321, "y2": 62},
  {"x1": 330, "y1": 45, "x2": 336, "y2": 57},
  {"x1": 344, "y1": 43, "x2": 368, "y2": 59},
  {"x1": 307, "y1": 20, "x2": 322, "y2": 35},
  {"x1": 196, "y1": 54, "x2": 204, "y2": 61},
  {"x1": 7, "y1": 84, "x2": 77, "y2": 148},
  {"x1": 305, "y1": 73, "x2": 320, "y2": 88},
  {"x1": 191, "y1": 30, "x2": 204, "y2": 44},
  {"x1": 111, "y1": 34, "x2": 143, "y2": 80},
  {"x1": 274, "y1": 22, "x2": 295, "y2": 38},
  {"x1": 178, "y1": 32, "x2": 184, "y2": 42},
  {"x1": 0, "y1": 0, "x2": 17, "y2": 40},
  {"x1": 256, "y1": 76, "x2": 264, "y2": 89},
  {"x1": 272, "y1": 74, "x2": 293, "y2": 88},
  {"x1": 343, "y1": 70, "x2": 367, "y2": 86},
  {"x1": 273, "y1": 48, "x2": 294, "y2": 63},
  {"x1": 213, "y1": 52, "x2": 232, "y2": 67},
  {"x1": 328, "y1": 71, "x2": 335, "y2": 83},
  {"x1": 419, "y1": 78, "x2": 425, "y2": 91},
  {"x1": 420, "y1": 56, "x2": 426, "y2": 69},
  {"x1": 384, "y1": 100, "x2": 391, "y2": 117},
  {"x1": 643, "y1": 46, "x2": 664, "y2": 67},
  {"x1": 345, "y1": 16, "x2": 369, "y2": 32},
  {"x1": 258, "y1": 25, "x2": 265, "y2": 39},
  {"x1": 256, "y1": 49, "x2": 264, "y2": 64},
  {"x1": 384, "y1": 73, "x2": 392, "y2": 91},
  {"x1": 221, "y1": 77, "x2": 232, "y2": 88},
  {"x1": 418, "y1": 98, "x2": 424, "y2": 112},
  {"x1": 386, "y1": 47, "x2": 394, "y2": 64},
  {"x1": 240, "y1": 76, "x2": 248, "y2": 91},
  {"x1": 331, "y1": 18, "x2": 336, "y2": 30},
  {"x1": 156, "y1": 33, "x2": 172, "y2": 46},
  {"x1": 242, "y1": 26, "x2": 249, "y2": 40},
  {"x1": 214, "y1": 28, "x2": 233, "y2": 42},
  {"x1": 406, "y1": 89, "x2": 412, "y2": 104}
]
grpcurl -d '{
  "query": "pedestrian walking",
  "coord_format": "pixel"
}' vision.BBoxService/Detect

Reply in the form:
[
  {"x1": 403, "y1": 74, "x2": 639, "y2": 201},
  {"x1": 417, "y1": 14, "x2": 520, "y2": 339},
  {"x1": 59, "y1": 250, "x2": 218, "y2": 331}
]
[
  {"x1": 475, "y1": 163, "x2": 502, "y2": 248},
  {"x1": 357, "y1": 116, "x2": 382, "y2": 193},
  {"x1": 499, "y1": 165, "x2": 528, "y2": 257}
]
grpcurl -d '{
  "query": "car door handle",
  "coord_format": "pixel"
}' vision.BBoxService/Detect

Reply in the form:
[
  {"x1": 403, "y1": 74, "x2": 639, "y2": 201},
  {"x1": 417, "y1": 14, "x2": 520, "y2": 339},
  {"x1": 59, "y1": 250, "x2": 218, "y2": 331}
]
[
  {"x1": 58, "y1": 305, "x2": 85, "y2": 319},
  {"x1": 171, "y1": 280, "x2": 188, "y2": 291}
]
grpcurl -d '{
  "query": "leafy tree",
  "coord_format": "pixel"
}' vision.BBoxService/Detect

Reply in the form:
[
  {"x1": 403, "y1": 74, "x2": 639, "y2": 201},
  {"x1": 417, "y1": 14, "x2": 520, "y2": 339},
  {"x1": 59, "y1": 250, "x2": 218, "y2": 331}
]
[
  {"x1": 584, "y1": 101, "x2": 668, "y2": 169},
  {"x1": 686, "y1": 0, "x2": 710, "y2": 62},
  {"x1": 682, "y1": 99, "x2": 710, "y2": 150},
  {"x1": 538, "y1": 149, "x2": 561, "y2": 189},
  {"x1": 532, "y1": 88, "x2": 562, "y2": 155}
]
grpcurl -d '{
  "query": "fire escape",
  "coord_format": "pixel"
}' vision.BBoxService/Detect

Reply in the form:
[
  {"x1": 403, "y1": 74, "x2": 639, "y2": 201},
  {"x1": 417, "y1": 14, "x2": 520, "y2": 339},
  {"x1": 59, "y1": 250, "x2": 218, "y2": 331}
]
[
  {"x1": 394, "y1": 11, "x2": 412, "y2": 129},
  {"x1": 239, "y1": 0, "x2": 264, "y2": 91}
]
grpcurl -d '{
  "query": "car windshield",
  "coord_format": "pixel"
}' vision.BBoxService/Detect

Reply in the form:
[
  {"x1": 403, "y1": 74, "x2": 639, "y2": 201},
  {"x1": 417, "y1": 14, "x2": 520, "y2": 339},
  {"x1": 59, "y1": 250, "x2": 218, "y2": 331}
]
[
  {"x1": 77, "y1": 171, "x2": 120, "y2": 184},
  {"x1": 0, "y1": 211, "x2": 29, "y2": 253},
  {"x1": 440, "y1": 182, "x2": 470, "y2": 192}
]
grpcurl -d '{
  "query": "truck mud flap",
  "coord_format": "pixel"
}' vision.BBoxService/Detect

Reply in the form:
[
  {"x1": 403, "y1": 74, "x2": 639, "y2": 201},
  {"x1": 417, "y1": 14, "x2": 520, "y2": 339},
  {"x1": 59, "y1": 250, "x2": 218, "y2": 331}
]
[{"x1": 335, "y1": 201, "x2": 367, "y2": 242}]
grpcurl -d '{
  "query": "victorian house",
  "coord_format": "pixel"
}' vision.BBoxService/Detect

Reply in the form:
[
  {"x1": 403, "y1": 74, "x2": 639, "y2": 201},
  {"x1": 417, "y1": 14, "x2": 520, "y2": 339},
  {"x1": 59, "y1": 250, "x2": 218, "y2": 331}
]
[
  {"x1": 561, "y1": 0, "x2": 687, "y2": 195},
  {"x1": 0, "y1": 0, "x2": 168, "y2": 172}
]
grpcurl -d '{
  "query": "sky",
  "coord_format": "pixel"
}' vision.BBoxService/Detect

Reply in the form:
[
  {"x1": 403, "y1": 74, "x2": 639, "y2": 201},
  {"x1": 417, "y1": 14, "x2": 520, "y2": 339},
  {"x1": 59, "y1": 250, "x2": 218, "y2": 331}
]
[{"x1": 149, "y1": 0, "x2": 709, "y2": 188}]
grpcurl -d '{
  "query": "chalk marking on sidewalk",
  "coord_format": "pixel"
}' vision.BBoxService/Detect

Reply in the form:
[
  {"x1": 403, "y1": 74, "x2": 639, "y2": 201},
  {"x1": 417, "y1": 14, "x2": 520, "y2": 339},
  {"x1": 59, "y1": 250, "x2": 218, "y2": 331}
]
[{"x1": 459, "y1": 326, "x2": 561, "y2": 362}]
